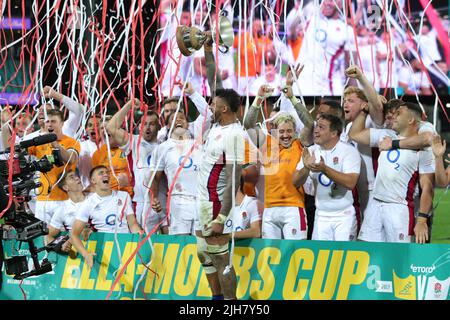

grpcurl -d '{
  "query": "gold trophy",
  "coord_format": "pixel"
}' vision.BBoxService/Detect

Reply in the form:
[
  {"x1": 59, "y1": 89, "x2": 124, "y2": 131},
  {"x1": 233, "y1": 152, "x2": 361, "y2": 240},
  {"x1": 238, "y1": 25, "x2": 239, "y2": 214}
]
[{"x1": 176, "y1": 11, "x2": 234, "y2": 56}]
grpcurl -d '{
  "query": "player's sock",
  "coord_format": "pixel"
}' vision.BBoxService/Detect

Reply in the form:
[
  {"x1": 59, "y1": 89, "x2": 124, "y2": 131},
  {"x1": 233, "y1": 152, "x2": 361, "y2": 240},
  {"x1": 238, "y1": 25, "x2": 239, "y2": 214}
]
[{"x1": 212, "y1": 294, "x2": 224, "y2": 300}]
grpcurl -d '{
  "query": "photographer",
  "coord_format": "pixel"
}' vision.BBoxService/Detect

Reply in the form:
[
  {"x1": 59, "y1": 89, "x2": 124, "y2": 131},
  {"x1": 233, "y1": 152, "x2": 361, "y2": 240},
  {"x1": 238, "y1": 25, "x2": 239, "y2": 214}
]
[{"x1": 28, "y1": 109, "x2": 80, "y2": 224}]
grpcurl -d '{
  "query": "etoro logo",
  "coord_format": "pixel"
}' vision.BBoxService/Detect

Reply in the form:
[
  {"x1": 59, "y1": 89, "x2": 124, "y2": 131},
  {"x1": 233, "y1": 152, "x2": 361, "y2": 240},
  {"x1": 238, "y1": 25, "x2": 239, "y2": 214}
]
[{"x1": 410, "y1": 264, "x2": 435, "y2": 274}]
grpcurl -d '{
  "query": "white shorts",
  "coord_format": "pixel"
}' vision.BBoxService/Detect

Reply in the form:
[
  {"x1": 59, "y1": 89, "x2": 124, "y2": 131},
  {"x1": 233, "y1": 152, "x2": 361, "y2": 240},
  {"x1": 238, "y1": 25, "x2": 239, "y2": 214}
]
[
  {"x1": 312, "y1": 207, "x2": 357, "y2": 241},
  {"x1": 35, "y1": 200, "x2": 64, "y2": 224},
  {"x1": 262, "y1": 206, "x2": 307, "y2": 240},
  {"x1": 358, "y1": 198, "x2": 412, "y2": 243},
  {"x1": 168, "y1": 196, "x2": 197, "y2": 235},
  {"x1": 136, "y1": 201, "x2": 168, "y2": 234}
]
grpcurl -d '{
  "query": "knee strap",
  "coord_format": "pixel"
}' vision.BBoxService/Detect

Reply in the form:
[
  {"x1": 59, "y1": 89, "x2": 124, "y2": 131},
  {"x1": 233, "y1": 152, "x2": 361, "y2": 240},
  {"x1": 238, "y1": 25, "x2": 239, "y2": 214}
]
[
  {"x1": 196, "y1": 237, "x2": 217, "y2": 274},
  {"x1": 206, "y1": 243, "x2": 229, "y2": 256}
]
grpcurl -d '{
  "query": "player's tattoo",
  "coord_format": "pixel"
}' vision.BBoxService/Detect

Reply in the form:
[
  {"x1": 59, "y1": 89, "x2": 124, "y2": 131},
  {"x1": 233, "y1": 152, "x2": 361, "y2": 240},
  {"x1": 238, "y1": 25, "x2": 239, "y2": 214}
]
[{"x1": 205, "y1": 49, "x2": 223, "y2": 92}]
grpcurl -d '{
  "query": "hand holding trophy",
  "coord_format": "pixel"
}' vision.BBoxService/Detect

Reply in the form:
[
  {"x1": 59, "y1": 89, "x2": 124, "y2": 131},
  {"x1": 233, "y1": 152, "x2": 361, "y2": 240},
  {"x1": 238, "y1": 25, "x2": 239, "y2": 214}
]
[{"x1": 176, "y1": 11, "x2": 234, "y2": 56}]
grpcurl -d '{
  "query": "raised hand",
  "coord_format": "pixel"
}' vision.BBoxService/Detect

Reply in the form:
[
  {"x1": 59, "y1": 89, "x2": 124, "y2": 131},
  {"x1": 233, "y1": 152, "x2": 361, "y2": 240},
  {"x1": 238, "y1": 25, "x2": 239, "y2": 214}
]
[
  {"x1": 345, "y1": 65, "x2": 363, "y2": 80},
  {"x1": 286, "y1": 64, "x2": 304, "y2": 87},
  {"x1": 303, "y1": 147, "x2": 316, "y2": 170},
  {"x1": 257, "y1": 84, "x2": 274, "y2": 99},
  {"x1": 431, "y1": 135, "x2": 446, "y2": 158},
  {"x1": 309, "y1": 156, "x2": 326, "y2": 173}
]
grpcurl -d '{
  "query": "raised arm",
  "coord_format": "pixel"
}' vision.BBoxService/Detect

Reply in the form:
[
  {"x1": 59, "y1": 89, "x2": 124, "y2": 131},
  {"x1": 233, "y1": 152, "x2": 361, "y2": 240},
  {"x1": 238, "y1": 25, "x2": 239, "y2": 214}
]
[
  {"x1": 345, "y1": 65, "x2": 385, "y2": 126},
  {"x1": 283, "y1": 65, "x2": 314, "y2": 130},
  {"x1": 106, "y1": 98, "x2": 140, "y2": 147},
  {"x1": 1, "y1": 108, "x2": 13, "y2": 148},
  {"x1": 431, "y1": 135, "x2": 448, "y2": 187},
  {"x1": 204, "y1": 32, "x2": 223, "y2": 94},
  {"x1": 243, "y1": 85, "x2": 272, "y2": 147},
  {"x1": 43, "y1": 86, "x2": 85, "y2": 137}
]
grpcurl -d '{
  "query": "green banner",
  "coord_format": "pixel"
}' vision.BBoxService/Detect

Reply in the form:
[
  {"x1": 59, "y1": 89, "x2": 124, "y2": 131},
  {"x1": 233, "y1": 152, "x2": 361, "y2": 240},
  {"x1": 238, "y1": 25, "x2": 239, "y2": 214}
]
[{"x1": 1, "y1": 233, "x2": 449, "y2": 300}]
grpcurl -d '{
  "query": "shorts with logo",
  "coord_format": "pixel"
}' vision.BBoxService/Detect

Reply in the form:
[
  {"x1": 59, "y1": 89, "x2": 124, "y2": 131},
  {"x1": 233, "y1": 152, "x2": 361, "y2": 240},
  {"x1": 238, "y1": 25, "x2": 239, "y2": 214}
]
[
  {"x1": 312, "y1": 206, "x2": 357, "y2": 241},
  {"x1": 358, "y1": 198, "x2": 412, "y2": 243},
  {"x1": 136, "y1": 201, "x2": 168, "y2": 234},
  {"x1": 168, "y1": 195, "x2": 197, "y2": 235},
  {"x1": 262, "y1": 206, "x2": 307, "y2": 240}
]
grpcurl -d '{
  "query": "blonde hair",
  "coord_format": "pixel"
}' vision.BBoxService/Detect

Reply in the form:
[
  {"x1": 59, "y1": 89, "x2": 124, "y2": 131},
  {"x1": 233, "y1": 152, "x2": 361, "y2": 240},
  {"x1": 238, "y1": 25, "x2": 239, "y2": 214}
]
[{"x1": 343, "y1": 86, "x2": 368, "y2": 102}]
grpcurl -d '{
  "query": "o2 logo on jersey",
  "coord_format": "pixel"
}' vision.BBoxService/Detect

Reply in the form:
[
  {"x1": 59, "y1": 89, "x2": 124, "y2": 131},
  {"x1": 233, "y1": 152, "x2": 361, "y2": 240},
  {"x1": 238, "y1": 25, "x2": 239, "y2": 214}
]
[
  {"x1": 105, "y1": 214, "x2": 124, "y2": 227},
  {"x1": 147, "y1": 154, "x2": 152, "y2": 166},
  {"x1": 315, "y1": 29, "x2": 327, "y2": 44},
  {"x1": 178, "y1": 156, "x2": 197, "y2": 171},
  {"x1": 387, "y1": 150, "x2": 401, "y2": 171},
  {"x1": 318, "y1": 173, "x2": 333, "y2": 187}
]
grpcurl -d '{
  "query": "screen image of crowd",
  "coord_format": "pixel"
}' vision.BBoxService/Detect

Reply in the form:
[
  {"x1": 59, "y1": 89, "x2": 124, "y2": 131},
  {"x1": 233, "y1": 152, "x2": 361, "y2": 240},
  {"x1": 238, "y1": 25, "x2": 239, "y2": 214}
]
[{"x1": 0, "y1": 0, "x2": 449, "y2": 300}]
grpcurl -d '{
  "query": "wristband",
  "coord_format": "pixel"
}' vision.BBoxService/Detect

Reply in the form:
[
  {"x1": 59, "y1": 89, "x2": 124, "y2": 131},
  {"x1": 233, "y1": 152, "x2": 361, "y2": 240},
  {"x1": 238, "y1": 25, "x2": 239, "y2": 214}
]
[
  {"x1": 252, "y1": 96, "x2": 264, "y2": 108},
  {"x1": 289, "y1": 95, "x2": 300, "y2": 106},
  {"x1": 417, "y1": 212, "x2": 430, "y2": 219},
  {"x1": 213, "y1": 213, "x2": 228, "y2": 225},
  {"x1": 391, "y1": 139, "x2": 400, "y2": 150}
]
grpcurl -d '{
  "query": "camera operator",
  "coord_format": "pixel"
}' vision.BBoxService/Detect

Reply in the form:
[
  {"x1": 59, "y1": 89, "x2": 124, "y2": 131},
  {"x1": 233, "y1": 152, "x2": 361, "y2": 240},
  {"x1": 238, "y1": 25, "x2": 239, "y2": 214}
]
[
  {"x1": 46, "y1": 170, "x2": 90, "y2": 253},
  {"x1": 70, "y1": 165, "x2": 143, "y2": 269},
  {"x1": 28, "y1": 109, "x2": 80, "y2": 224}
]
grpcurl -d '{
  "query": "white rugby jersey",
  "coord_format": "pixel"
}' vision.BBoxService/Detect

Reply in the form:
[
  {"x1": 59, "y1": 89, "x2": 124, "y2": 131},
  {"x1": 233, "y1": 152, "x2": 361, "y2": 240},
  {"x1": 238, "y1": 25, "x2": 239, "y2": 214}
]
[
  {"x1": 297, "y1": 141, "x2": 361, "y2": 213},
  {"x1": 369, "y1": 128, "x2": 435, "y2": 205},
  {"x1": 296, "y1": 14, "x2": 354, "y2": 95},
  {"x1": 150, "y1": 137, "x2": 201, "y2": 198},
  {"x1": 49, "y1": 198, "x2": 85, "y2": 231},
  {"x1": 224, "y1": 195, "x2": 261, "y2": 233},
  {"x1": 78, "y1": 139, "x2": 98, "y2": 188},
  {"x1": 343, "y1": 115, "x2": 383, "y2": 192},
  {"x1": 197, "y1": 122, "x2": 245, "y2": 203},
  {"x1": 121, "y1": 135, "x2": 158, "y2": 202},
  {"x1": 75, "y1": 191, "x2": 134, "y2": 233}
]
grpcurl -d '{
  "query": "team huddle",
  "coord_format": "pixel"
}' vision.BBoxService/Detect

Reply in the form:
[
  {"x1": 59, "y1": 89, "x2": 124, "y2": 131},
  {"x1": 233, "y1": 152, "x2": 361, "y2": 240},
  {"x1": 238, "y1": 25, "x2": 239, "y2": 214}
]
[{"x1": 1, "y1": 63, "x2": 449, "y2": 299}]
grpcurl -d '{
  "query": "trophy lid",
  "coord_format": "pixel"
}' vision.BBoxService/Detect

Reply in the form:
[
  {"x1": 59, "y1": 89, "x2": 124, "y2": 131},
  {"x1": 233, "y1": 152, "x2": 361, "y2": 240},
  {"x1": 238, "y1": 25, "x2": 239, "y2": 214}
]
[{"x1": 211, "y1": 15, "x2": 234, "y2": 48}]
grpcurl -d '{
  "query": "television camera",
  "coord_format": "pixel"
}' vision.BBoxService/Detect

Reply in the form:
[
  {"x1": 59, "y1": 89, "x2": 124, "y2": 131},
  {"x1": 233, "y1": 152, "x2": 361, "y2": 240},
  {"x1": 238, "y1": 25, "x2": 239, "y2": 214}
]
[{"x1": 0, "y1": 133, "x2": 68, "y2": 282}]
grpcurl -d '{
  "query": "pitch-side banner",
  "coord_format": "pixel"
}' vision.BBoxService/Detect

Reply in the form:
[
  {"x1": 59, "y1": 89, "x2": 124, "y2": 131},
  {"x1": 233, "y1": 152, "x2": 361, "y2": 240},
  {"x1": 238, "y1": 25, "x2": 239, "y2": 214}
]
[{"x1": 1, "y1": 233, "x2": 449, "y2": 300}]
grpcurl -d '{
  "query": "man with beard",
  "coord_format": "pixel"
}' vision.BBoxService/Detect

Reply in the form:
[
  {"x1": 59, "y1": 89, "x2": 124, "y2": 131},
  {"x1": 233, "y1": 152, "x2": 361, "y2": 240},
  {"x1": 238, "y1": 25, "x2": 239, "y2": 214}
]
[
  {"x1": 197, "y1": 88, "x2": 245, "y2": 300},
  {"x1": 293, "y1": 114, "x2": 361, "y2": 241},
  {"x1": 349, "y1": 102, "x2": 435, "y2": 243},
  {"x1": 106, "y1": 99, "x2": 165, "y2": 233}
]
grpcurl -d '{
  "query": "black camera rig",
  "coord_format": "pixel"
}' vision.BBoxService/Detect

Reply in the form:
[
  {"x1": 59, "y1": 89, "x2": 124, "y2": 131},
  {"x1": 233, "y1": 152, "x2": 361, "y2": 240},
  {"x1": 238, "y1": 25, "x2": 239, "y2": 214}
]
[{"x1": 0, "y1": 133, "x2": 67, "y2": 282}]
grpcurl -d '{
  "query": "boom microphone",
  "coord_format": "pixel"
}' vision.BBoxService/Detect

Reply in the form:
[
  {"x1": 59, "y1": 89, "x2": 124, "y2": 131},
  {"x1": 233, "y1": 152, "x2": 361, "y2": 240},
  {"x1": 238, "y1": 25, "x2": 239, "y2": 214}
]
[{"x1": 19, "y1": 134, "x2": 57, "y2": 149}]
